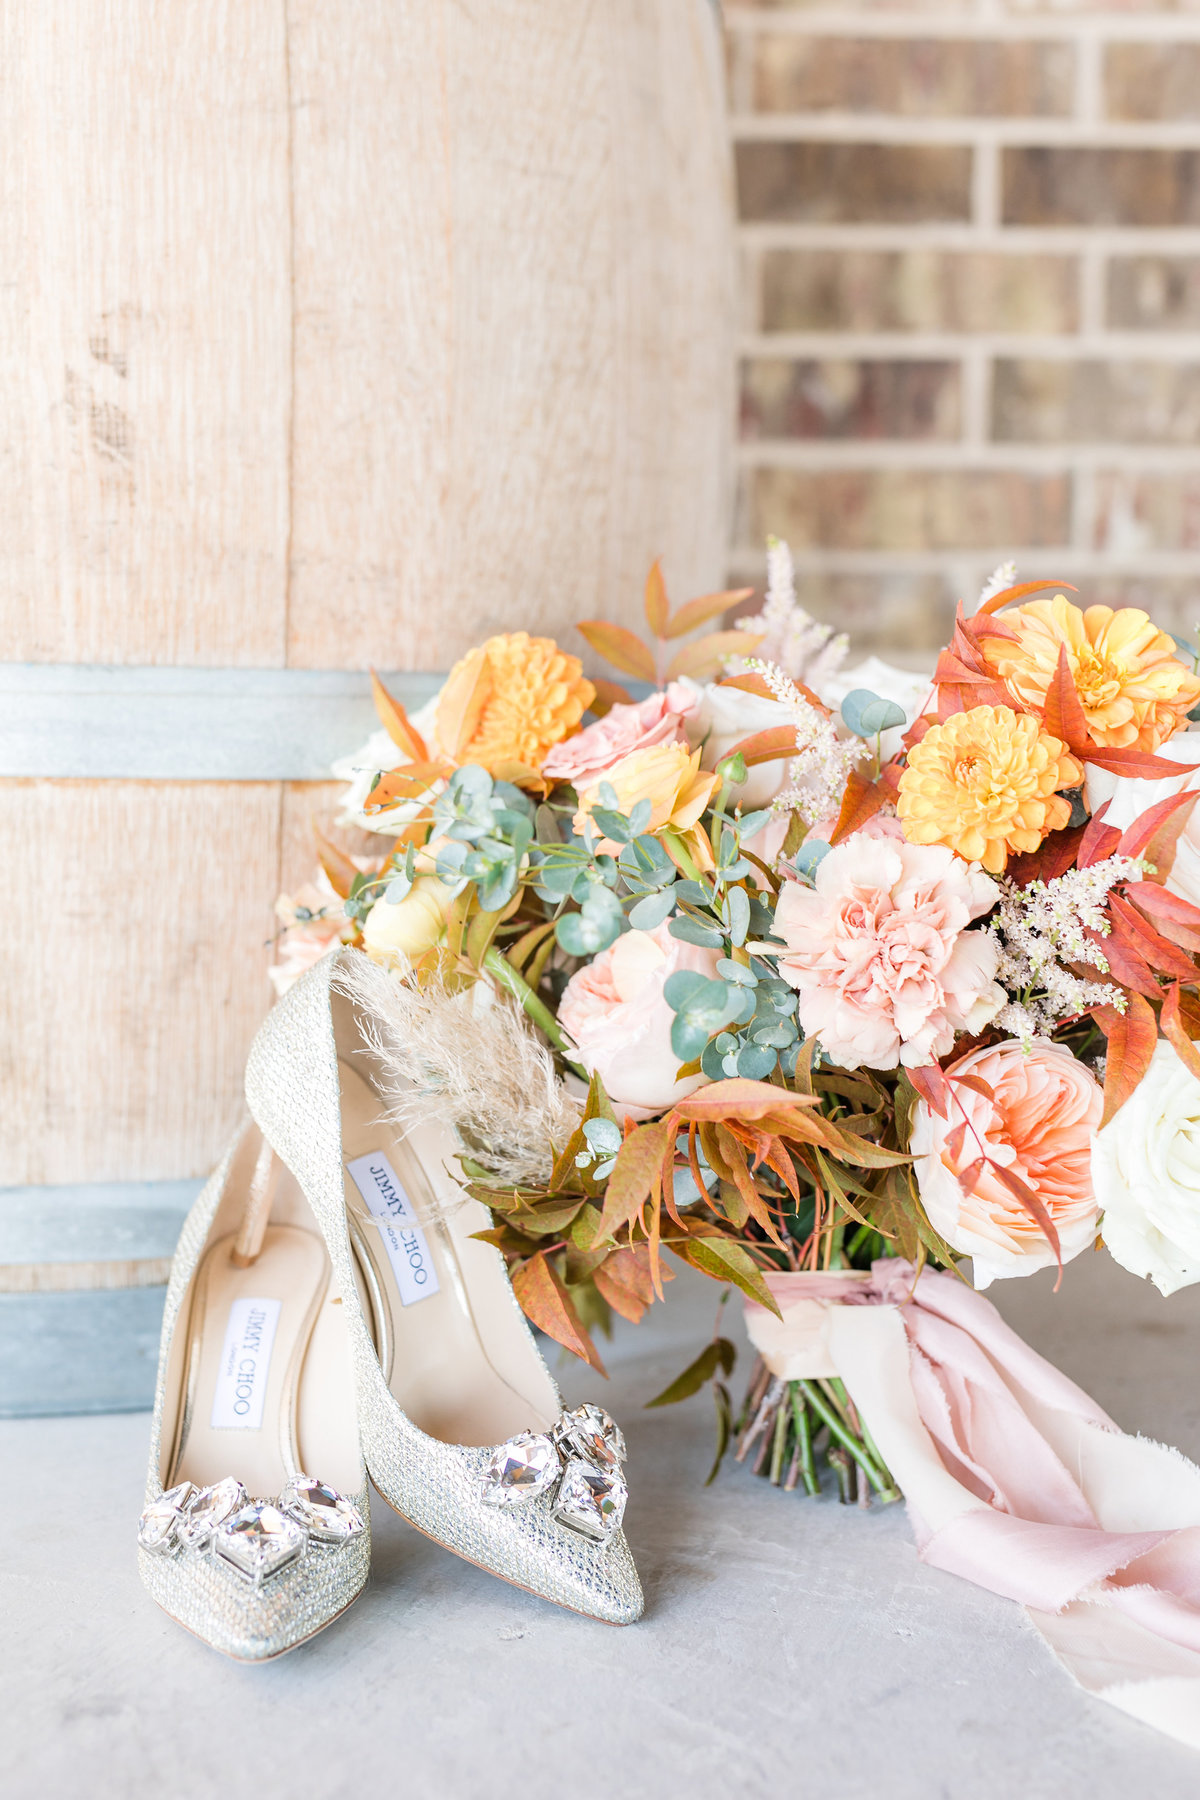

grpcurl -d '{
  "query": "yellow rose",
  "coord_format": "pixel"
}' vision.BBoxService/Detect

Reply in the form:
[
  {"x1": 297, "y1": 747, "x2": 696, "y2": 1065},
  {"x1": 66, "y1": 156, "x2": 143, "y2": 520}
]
[
  {"x1": 361, "y1": 874, "x2": 457, "y2": 971},
  {"x1": 574, "y1": 741, "x2": 720, "y2": 855}
]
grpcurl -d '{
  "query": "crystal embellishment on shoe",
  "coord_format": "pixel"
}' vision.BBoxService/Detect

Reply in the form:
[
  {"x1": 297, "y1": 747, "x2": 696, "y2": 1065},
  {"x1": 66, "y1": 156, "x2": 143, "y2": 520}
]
[
  {"x1": 138, "y1": 1472, "x2": 363, "y2": 1583},
  {"x1": 214, "y1": 1502, "x2": 307, "y2": 1586},
  {"x1": 481, "y1": 1432, "x2": 561, "y2": 1509},
  {"x1": 481, "y1": 1405, "x2": 629, "y2": 1545},
  {"x1": 279, "y1": 1475, "x2": 367, "y2": 1544},
  {"x1": 552, "y1": 1458, "x2": 628, "y2": 1545},
  {"x1": 552, "y1": 1403, "x2": 626, "y2": 1472},
  {"x1": 137, "y1": 1481, "x2": 198, "y2": 1556},
  {"x1": 175, "y1": 1477, "x2": 247, "y2": 1551}
]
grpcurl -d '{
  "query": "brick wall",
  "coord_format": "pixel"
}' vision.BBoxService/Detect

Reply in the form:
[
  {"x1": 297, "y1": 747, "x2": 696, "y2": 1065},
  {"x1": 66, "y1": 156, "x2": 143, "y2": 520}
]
[{"x1": 724, "y1": 0, "x2": 1200, "y2": 661}]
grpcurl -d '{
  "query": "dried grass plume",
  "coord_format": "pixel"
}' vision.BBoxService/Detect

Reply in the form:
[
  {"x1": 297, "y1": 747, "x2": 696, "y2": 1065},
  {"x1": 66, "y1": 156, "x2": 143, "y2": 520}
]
[{"x1": 333, "y1": 952, "x2": 579, "y2": 1187}]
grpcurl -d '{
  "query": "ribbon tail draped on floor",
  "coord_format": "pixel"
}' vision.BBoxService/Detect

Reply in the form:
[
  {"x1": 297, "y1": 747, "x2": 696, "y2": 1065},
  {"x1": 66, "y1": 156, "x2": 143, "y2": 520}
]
[{"x1": 745, "y1": 1264, "x2": 1200, "y2": 1750}]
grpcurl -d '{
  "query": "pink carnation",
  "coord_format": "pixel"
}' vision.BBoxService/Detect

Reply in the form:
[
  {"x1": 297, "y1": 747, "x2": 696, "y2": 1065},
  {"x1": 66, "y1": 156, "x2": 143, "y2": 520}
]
[
  {"x1": 542, "y1": 684, "x2": 692, "y2": 790},
  {"x1": 911, "y1": 1041, "x2": 1102, "y2": 1288},
  {"x1": 774, "y1": 837, "x2": 1003, "y2": 1070}
]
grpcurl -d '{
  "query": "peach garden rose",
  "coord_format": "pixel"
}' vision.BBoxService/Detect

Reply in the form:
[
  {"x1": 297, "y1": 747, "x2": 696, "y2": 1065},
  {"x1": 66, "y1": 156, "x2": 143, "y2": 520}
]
[
  {"x1": 541, "y1": 684, "x2": 692, "y2": 791},
  {"x1": 911, "y1": 1040, "x2": 1103, "y2": 1288},
  {"x1": 772, "y1": 836, "x2": 1003, "y2": 1071},
  {"x1": 557, "y1": 922, "x2": 718, "y2": 1116}
]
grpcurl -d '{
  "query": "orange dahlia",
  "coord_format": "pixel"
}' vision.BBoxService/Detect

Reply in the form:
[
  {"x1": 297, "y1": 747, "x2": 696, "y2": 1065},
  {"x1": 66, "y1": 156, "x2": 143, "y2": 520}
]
[
  {"x1": 436, "y1": 632, "x2": 594, "y2": 774},
  {"x1": 897, "y1": 705, "x2": 1082, "y2": 874},
  {"x1": 981, "y1": 595, "x2": 1200, "y2": 752}
]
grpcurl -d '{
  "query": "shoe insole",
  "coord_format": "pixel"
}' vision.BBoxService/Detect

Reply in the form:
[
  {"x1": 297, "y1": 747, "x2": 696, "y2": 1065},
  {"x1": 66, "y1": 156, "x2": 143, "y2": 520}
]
[
  {"x1": 168, "y1": 1223, "x2": 330, "y2": 1499},
  {"x1": 338, "y1": 1059, "x2": 559, "y2": 1447}
]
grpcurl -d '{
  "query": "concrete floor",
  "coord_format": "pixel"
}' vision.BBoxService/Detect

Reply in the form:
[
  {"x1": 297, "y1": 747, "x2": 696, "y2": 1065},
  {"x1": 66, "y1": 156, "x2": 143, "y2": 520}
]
[{"x1": 5, "y1": 1256, "x2": 1200, "y2": 1800}]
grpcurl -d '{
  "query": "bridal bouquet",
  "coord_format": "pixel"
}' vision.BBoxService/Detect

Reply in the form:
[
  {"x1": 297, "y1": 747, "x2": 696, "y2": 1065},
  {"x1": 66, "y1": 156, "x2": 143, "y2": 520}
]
[
  {"x1": 269, "y1": 544, "x2": 1200, "y2": 1744},
  {"x1": 274, "y1": 544, "x2": 1200, "y2": 1491}
]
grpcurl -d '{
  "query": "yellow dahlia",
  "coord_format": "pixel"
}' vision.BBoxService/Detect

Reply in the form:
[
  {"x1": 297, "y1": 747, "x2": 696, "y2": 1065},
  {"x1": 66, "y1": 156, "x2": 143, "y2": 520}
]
[
  {"x1": 897, "y1": 706, "x2": 1082, "y2": 874},
  {"x1": 575, "y1": 742, "x2": 719, "y2": 855},
  {"x1": 981, "y1": 595, "x2": 1200, "y2": 752},
  {"x1": 436, "y1": 631, "x2": 594, "y2": 774}
]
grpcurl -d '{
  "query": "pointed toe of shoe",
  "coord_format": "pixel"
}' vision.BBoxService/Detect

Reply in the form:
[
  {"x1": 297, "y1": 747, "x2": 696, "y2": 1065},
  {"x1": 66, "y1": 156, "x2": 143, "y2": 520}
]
[{"x1": 137, "y1": 1499, "x2": 371, "y2": 1662}]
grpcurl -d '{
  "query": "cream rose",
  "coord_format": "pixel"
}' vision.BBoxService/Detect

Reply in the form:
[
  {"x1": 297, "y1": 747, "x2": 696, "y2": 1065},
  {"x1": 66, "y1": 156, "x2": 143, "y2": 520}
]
[
  {"x1": 1092, "y1": 1038, "x2": 1200, "y2": 1296},
  {"x1": 677, "y1": 677, "x2": 797, "y2": 809},
  {"x1": 361, "y1": 872, "x2": 457, "y2": 971},
  {"x1": 557, "y1": 923, "x2": 718, "y2": 1116},
  {"x1": 1084, "y1": 732, "x2": 1200, "y2": 909}
]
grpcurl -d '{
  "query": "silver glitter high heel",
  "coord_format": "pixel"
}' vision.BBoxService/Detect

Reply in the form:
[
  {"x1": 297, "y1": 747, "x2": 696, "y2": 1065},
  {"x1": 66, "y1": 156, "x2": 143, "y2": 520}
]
[
  {"x1": 137, "y1": 1123, "x2": 369, "y2": 1660},
  {"x1": 245, "y1": 950, "x2": 643, "y2": 1626}
]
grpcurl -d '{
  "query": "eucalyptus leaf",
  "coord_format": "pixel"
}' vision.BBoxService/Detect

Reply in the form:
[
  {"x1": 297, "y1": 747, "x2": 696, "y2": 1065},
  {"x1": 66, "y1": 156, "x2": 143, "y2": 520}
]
[
  {"x1": 839, "y1": 688, "x2": 906, "y2": 739},
  {"x1": 716, "y1": 957, "x2": 757, "y2": 986},
  {"x1": 791, "y1": 839, "x2": 831, "y2": 885},
  {"x1": 736, "y1": 1041, "x2": 777, "y2": 1080},
  {"x1": 735, "y1": 809, "x2": 771, "y2": 840},
  {"x1": 725, "y1": 885, "x2": 751, "y2": 948},
  {"x1": 669, "y1": 915, "x2": 725, "y2": 949},
  {"x1": 628, "y1": 889, "x2": 676, "y2": 930},
  {"x1": 583, "y1": 1117, "x2": 622, "y2": 1154},
  {"x1": 589, "y1": 807, "x2": 630, "y2": 844},
  {"x1": 662, "y1": 969, "x2": 712, "y2": 1013}
]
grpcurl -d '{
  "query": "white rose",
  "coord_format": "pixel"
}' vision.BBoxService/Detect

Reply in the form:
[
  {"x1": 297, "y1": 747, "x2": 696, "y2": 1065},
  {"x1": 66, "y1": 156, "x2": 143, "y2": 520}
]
[
  {"x1": 819, "y1": 656, "x2": 934, "y2": 763},
  {"x1": 677, "y1": 677, "x2": 797, "y2": 808},
  {"x1": 1084, "y1": 733, "x2": 1200, "y2": 909},
  {"x1": 1092, "y1": 1038, "x2": 1200, "y2": 1296},
  {"x1": 333, "y1": 695, "x2": 443, "y2": 835}
]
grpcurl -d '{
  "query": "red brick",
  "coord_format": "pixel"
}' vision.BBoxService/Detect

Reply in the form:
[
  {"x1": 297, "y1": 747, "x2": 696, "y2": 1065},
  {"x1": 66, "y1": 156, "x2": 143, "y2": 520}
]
[
  {"x1": 1107, "y1": 257, "x2": 1200, "y2": 329},
  {"x1": 741, "y1": 358, "x2": 961, "y2": 440},
  {"x1": 1004, "y1": 148, "x2": 1200, "y2": 227},
  {"x1": 737, "y1": 142, "x2": 972, "y2": 224},
  {"x1": 744, "y1": 467, "x2": 1070, "y2": 551},
  {"x1": 994, "y1": 359, "x2": 1200, "y2": 444},
  {"x1": 754, "y1": 35, "x2": 1073, "y2": 118},
  {"x1": 1093, "y1": 473, "x2": 1200, "y2": 552},
  {"x1": 761, "y1": 249, "x2": 1078, "y2": 333},
  {"x1": 1106, "y1": 43, "x2": 1200, "y2": 118}
]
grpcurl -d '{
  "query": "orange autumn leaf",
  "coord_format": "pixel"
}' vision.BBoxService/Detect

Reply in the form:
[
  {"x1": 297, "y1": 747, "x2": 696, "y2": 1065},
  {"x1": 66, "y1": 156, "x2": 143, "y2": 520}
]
[
  {"x1": 576, "y1": 620, "x2": 657, "y2": 683},
  {"x1": 1093, "y1": 992, "x2": 1158, "y2": 1127},
  {"x1": 511, "y1": 1253, "x2": 607, "y2": 1376},
  {"x1": 370, "y1": 669, "x2": 428, "y2": 760}
]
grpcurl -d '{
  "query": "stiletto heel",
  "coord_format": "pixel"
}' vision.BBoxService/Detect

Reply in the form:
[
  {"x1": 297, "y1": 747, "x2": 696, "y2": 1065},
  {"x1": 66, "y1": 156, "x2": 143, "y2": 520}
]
[{"x1": 245, "y1": 950, "x2": 643, "y2": 1625}]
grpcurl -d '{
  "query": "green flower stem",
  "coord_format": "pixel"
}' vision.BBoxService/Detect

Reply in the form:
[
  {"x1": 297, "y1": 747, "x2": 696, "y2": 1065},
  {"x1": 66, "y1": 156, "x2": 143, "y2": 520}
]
[
  {"x1": 660, "y1": 829, "x2": 705, "y2": 887},
  {"x1": 769, "y1": 1392, "x2": 790, "y2": 1486},
  {"x1": 789, "y1": 1383, "x2": 820, "y2": 1496},
  {"x1": 828, "y1": 1375, "x2": 891, "y2": 1481},
  {"x1": 483, "y1": 947, "x2": 586, "y2": 1071},
  {"x1": 798, "y1": 1379, "x2": 894, "y2": 1498}
]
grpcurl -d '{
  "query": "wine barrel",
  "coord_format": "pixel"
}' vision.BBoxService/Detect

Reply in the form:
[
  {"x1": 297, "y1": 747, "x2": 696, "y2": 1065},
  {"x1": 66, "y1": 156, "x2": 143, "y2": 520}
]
[{"x1": 0, "y1": 0, "x2": 735, "y2": 1412}]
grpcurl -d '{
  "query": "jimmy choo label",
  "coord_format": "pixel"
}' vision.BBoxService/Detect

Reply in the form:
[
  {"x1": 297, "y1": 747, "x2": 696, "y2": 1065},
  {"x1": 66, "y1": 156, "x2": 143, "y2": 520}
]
[
  {"x1": 346, "y1": 1152, "x2": 441, "y2": 1307},
  {"x1": 210, "y1": 1296, "x2": 282, "y2": 1430}
]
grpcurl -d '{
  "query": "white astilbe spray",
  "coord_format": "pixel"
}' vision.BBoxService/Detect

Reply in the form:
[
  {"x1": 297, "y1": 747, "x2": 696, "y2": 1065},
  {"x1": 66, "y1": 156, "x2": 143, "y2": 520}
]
[
  {"x1": 729, "y1": 536, "x2": 848, "y2": 690},
  {"x1": 988, "y1": 855, "x2": 1145, "y2": 1043},
  {"x1": 977, "y1": 561, "x2": 1018, "y2": 610},
  {"x1": 742, "y1": 657, "x2": 863, "y2": 828},
  {"x1": 333, "y1": 953, "x2": 579, "y2": 1188}
]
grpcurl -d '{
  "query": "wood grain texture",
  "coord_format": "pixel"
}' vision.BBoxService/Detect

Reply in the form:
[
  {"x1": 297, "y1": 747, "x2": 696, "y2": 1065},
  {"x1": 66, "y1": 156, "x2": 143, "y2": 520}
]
[
  {"x1": 0, "y1": 5, "x2": 292, "y2": 666},
  {"x1": 1, "y1": 781, "x2": 281, "y2": 1185},
  {"x1": 284, "y1": 0, "x2": 735, "y2": 670}
]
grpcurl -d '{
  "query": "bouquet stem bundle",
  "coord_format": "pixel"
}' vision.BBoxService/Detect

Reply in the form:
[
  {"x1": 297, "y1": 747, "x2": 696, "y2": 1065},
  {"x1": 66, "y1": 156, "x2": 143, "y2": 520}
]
[{"x1": 735, "y1": 1360, "x2": 900, "y2": 1505}]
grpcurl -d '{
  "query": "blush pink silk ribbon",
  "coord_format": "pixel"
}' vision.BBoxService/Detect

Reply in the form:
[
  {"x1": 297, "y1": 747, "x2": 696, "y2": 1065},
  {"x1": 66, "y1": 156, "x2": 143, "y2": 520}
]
[{"x1": 744, "y1": 1264, "x2": 1200, "y2": 1749}]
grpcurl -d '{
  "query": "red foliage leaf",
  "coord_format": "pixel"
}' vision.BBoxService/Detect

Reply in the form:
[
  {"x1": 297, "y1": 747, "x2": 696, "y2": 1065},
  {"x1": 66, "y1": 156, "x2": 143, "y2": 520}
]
[
  {"x1": 1042, "y1": 644, "x2": 1092, "y2": 753},
  {"x1": 1078, "y1": 802, "x2": 1121, "y2": 869},
  {"x1": 371, "y1": 669, "x2": 429, "y2": 760},
  {"x1": 1116, "y1": 788, "x2": 1200, "y2": 863},
  {"x1": 599, "y1": 1115, "x2": 675, "y2": 1239},
  {"x1": 975, "y1": 578, "x2": 1077, "y2": 618},
  {"x1": 666, "y1": 630, "x2": 765, "y2": 683},
  {"x1": 1161, "y1": 985, "x2": 1200, "y2": 1086},
  {"x1": 1107, "y1": 891, "x2": 1198, "y2": 983},
  {"x1": 512, "y1": 1253, "x2": 607, "y2": 1375},
  {"x1": 674, "y1": 1080, "x2": 820, "y2": 1122},
  {"x1": 643, "y1": 559, "x2": 670, "y2": 637},
  {"x1": 908, "y1": 1062, "x2": 953, "y2": 1120},
  {"x1": 726, "y1": 725, "x2": 798, "y2": 769},
  {"x1": 576, "y1": 620, "x2": 656, "y2": 683},
  {"x1": 986, "y1": 1161, "x2": 1063, "y2": 1283},
  {"x1": 830, "y1": 770, "x2": 890, "y2": 846},
  {"x1": 664, "y1": 587, "x2": 755, "y2": 641},
  {"x1": 1092, "y1": 992, "x2": 1159, "y2": 1127},
  {"x1": 1084, "y1": 744, "x2": 1198, "y2": 779}
]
